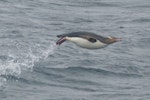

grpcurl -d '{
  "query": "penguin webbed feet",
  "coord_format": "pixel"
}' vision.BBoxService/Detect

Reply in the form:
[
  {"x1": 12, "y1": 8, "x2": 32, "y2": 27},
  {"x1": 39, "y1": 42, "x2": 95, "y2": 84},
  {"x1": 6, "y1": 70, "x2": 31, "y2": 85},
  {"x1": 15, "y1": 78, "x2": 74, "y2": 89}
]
[{"x1": 56, "y1": 37, "x2": 66, "y2": 45}]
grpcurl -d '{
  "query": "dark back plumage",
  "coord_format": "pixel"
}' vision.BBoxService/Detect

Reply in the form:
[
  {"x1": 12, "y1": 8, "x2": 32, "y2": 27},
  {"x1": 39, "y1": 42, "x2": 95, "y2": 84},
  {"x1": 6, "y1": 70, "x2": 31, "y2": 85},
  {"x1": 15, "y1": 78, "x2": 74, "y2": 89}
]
[{"x1": 57, "y1": 32, "x2": 109, "y2": 43}]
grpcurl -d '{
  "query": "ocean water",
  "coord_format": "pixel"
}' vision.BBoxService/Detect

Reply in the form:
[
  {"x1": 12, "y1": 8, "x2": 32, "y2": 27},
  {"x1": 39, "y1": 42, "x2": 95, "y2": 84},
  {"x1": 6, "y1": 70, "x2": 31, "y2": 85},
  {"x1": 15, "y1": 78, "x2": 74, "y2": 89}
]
[{"x1": 0, "y1": 0, "x2": 150, "y2": 100}]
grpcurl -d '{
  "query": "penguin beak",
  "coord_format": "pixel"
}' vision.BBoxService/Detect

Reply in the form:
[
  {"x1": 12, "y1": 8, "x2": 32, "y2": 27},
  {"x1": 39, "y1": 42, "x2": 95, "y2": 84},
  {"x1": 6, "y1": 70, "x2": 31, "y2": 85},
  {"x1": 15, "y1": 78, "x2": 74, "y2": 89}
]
[
  {"x1": 56, "y1": 37, "x2": 66, "y2": 45},
  {"x1": 109, "y1": 36, "x2": 121, "y2": 42},
  {"x1": 115, "y1": 38, "x2": 122, "y2": 42}
]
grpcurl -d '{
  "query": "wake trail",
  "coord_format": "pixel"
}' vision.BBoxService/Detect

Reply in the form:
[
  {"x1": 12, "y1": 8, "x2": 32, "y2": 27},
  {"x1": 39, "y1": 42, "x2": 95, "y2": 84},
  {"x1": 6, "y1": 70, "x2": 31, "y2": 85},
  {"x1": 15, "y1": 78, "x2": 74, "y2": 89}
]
[{"x1": 0, "y1": 41, "x2": 57, "y2": 86}]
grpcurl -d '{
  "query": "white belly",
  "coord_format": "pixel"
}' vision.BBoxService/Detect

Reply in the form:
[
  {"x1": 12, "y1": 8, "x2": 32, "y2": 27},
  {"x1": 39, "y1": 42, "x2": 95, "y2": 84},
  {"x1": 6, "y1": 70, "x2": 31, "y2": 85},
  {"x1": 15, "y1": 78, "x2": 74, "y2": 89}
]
[{"x1": 66, "y1": 37, "x2": 107, "y2": 49}]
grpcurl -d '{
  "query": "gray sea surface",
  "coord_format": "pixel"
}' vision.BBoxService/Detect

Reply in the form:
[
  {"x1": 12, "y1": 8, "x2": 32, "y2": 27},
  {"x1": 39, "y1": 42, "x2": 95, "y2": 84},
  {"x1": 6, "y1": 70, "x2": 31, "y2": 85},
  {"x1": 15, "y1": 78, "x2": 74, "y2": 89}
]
[{"x1": 0, "y1": 0, "x2": 150, "y2": 100}]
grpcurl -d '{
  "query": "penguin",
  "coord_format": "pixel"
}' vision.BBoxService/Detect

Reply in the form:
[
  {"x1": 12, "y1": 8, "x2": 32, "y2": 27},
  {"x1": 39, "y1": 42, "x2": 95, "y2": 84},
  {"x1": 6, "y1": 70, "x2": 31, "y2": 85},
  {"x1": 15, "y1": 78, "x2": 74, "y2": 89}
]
[{"x1": 56, "y1": 32, "x2": 121, "y2": 49}]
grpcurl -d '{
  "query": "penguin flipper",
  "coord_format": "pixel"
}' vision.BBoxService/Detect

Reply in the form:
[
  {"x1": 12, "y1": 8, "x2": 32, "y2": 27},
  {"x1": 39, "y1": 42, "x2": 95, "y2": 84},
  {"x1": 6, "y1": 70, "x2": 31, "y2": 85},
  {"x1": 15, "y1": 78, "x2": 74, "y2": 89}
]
[
  {"x1": 79, "y1": 35, "x2": 97, "y2": 43},
  {"x1": 88, "y1": 38, "x2": 97, "y2": 43}
]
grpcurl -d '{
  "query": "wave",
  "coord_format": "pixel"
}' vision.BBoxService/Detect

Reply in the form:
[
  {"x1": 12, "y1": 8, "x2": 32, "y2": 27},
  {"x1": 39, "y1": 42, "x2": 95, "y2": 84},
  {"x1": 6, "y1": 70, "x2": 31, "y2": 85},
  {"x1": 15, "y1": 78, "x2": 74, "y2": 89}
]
[
  {"x1": 132, "y1": 18, "x2": 150, "y2": 23},
  {"x1": 65, "y1": 0, "x2": 118, "y2": 7},
  {"x1": 1, "y1": 66, "x2": 142, "y2": 92},
  {"x1": 34, "y1": 66, "x2": 143, "y2": 83},
  {"x1": 56, "y1": 67, "x2": 143, "y2": 78}
]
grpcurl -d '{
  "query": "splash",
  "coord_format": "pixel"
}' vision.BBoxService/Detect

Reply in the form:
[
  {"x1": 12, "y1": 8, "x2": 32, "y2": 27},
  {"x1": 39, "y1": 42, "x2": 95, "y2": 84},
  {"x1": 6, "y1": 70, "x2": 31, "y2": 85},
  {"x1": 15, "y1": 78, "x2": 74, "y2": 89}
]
[
  {"x1": 0, "y1": 41, "x2": 57, "y2": 86},
  {"x1": 41, "y1": 42, "x2": 56, "y2": 60}
]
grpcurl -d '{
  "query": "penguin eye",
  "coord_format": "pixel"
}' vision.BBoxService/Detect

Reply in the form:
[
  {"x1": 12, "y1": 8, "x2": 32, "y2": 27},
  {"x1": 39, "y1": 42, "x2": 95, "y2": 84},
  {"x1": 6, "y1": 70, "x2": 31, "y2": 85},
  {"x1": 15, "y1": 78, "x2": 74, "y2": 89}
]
[{"x1": 88, "y1": 38, "x2": 97, "y2": 43}]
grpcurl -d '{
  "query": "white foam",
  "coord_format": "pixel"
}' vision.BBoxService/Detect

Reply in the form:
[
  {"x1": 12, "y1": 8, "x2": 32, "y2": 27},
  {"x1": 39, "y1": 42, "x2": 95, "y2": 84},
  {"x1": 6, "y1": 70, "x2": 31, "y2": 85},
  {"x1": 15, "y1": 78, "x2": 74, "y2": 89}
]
[
  {"x1": 0, "y1": 59, "x2": 21, "y2": 76},
  {"x1": 0, "y1": 41, "x2": 57, "y2": 86}
]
